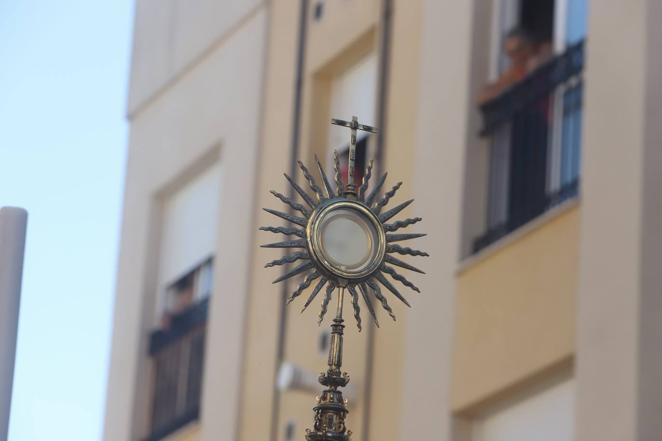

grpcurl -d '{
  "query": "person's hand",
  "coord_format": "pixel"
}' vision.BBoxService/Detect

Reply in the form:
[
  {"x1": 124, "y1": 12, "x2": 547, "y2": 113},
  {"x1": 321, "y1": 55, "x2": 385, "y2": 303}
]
[{"x1": 477, "y1": 65, "x2": 527, "y2": 106}]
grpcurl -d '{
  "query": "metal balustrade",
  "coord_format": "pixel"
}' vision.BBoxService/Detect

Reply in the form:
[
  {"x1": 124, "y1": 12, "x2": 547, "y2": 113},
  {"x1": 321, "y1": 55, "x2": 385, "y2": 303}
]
[{"x1": 144, "y1": 300, "x2": 208, "y2": 441}]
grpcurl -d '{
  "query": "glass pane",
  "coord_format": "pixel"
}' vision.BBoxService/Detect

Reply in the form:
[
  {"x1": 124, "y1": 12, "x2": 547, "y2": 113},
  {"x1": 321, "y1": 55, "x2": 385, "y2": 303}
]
[
  {"x1": 195, "y1": 259, "x2": 214, "y2": 300},
  {"x1": 487, "y1": 124, "x2": 512, "y2": 229},
  {"x1": 560, "y1": 83, "x2": 583, "y2": 188},
  {"x1": 566, "y1": 0, "x2": 588, "y2": 45}
]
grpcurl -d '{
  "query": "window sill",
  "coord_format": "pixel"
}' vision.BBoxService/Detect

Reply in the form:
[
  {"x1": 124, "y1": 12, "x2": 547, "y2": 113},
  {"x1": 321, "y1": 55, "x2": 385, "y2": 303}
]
[
  {"x1": 457, "y1": 196, "x2": 580, "y2": 276},
  {"x1": 143, "y1": 407, "x2": 200, "y2": 441}
]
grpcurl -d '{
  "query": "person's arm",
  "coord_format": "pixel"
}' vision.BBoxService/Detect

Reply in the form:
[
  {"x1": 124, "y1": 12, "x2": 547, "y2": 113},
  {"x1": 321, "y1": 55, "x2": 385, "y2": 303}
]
[
  {"x1": 477, "y1": 66, "x2": 527, "y2": 105},
  {"x1": 527, "y1": 42, "x2": 553, "y2": 71}
]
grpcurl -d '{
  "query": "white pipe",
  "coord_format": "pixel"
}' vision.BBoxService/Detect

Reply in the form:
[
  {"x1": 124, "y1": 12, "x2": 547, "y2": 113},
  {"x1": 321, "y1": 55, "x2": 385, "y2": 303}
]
[
  {"x1": 0, "y1": 207, "x2": 27, "y2": 441},
  {"x1": 277, "y1": 361, "x2": 357, "y2": 403}
]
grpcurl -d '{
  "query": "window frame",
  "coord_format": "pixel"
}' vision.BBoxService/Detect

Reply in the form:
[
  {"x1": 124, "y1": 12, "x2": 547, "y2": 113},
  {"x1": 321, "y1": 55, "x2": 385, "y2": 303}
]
[
  {"x1": 548, "y1": 0, "x2": 587, "y2": 194},
  {"x1": 477, "y1": 0, "x2": 587, "y2": 253}
]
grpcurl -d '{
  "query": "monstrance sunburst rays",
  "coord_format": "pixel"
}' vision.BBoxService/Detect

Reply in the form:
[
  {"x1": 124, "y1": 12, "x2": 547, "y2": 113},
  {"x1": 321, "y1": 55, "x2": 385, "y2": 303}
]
[{"x1": 260, "y1": 118, "x2": 428, "y2": 332}]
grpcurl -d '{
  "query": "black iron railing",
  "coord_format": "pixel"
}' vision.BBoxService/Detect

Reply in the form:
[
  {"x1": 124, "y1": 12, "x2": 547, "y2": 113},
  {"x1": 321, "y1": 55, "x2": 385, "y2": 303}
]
[
  {"x1": 480, "y1": 40, "x2": 584, "y2": 136},
  {"x1": 473, "y1": 40, "x2": 584, "y2": 254},
  {"x1": 473, "y1": 178, "x2": 579, "y2": 253},
  {"x1": 144, "y1": 300, "x2": 208, "y2": 441}
]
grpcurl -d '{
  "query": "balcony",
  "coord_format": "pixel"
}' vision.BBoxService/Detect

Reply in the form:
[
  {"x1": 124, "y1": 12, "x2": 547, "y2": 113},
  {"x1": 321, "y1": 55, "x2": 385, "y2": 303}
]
[
  {"x1": 473, "y1": 40, "x2": 585, "y2": 254},
  {"x1": 144, "y1": 299, "x2": 208, "y2": 441}
]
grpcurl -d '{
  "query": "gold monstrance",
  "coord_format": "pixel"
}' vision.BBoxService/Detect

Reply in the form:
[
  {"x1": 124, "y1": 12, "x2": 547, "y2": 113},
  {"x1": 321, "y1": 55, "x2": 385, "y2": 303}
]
[{"x1": 260, "y1": 116, "x2": 428, "y2": 440}]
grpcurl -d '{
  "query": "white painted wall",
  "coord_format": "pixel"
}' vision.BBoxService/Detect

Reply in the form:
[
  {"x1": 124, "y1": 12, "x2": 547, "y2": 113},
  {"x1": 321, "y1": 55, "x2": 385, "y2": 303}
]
[{"x1": 473, "y1": 379, "x2": 575, "y2": 441}]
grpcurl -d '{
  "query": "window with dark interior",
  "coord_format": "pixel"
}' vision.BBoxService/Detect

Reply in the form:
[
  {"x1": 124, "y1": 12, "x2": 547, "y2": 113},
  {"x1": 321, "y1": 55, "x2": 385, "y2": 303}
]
[
  {"x1": 473, "y1": 0, "x2": 587, "y2": 253},
  {"x1": 326, "y1": 52, "x2": 377, "y2": 187},
  {"x1": 144, "y1": 162, "x2": 221, "y2": 440},
  {"x1": 338, "y1": 135, "x2": 369, "y2": 185}
]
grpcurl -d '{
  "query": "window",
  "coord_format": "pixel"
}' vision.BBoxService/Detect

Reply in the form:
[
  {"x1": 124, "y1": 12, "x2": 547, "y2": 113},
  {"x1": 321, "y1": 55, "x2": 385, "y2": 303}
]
[
  {"x1": 338, "y1": 135, "x2": 369, "y2": 185},
  {"x1": 155, "y1": 163, "x2": 221, "y2": 320},
  {"x1": 549, "y1": 0, "x2": 586, "y2": 199},
  {"x1": 474, "y1": 0, "x2": 587, "y2": 253},
  {"x1": 160, "y1": 258, "x2": 213, "y2": 328},
  {"x1": 472, "y1": 378, "x2": 575, "y2": 441},
  {"x1": 146, "y1": 162, "x2": 221, "y2": 440},
  {"x1": 147, "y1": 308, "x2": 206, "y2": 441},
  {"x1": 327, "y1": 52, "x2": 378, "y2": 183}
]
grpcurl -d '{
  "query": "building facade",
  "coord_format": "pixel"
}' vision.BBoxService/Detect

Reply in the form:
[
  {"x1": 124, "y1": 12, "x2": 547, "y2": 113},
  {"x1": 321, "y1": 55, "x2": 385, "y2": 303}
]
[{"x1": 104, "y1": 1, "x2": 662, "y2": 440}]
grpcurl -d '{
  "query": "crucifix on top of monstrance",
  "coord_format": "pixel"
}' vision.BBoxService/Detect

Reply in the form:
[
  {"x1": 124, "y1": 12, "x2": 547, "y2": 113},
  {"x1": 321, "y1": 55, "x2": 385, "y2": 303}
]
[{"x1": 331, "y1": 116, "x2": 377, "y2": 195}]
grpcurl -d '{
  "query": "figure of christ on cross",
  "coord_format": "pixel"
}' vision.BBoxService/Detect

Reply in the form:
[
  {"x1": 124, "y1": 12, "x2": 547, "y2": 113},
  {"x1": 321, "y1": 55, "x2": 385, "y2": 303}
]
[{"x1": 331, "y1": 116, "x2": 377, "y2": 195}]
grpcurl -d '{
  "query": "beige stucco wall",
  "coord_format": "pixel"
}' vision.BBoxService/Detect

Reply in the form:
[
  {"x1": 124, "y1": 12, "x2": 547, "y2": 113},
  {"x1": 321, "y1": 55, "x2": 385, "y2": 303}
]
[
  {"x1": 364, "y1": 1, "x2": 423, "y2": 440},
  {"x1": 453, "y1": 205, "x2": 579, "y2": 411},
  {"x1": 103, "y1": 2, "x2": 268, "y2": 440},
  {"x1": 127, "y1": 0, "x2": 264, "y2": 114},
  {"x1": 239, "y1": 1, "x2": 425, "y2": 440},
  {"x1": 575, "y1": 1, "x2": 662, "y2": 440},
  {"x1": 237, "y1": 0, "x2": 298, "y2": 439},
  {"x1": 398, "y1": 1, "x2": 477, "y2": 439},
  {"x1": 163, "y1": 424, "x2": 199, "y2": 441},
  {"x1": 106, "y1": 1, "x2": 662, "y2": 440},
  {"x1": 109, "y1": 1, "x2": 428, "y2": 439}
]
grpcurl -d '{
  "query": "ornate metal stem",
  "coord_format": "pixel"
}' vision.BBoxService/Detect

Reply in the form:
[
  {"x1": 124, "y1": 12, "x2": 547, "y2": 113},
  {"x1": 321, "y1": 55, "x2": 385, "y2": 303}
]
[{"x1": 306, "y1": 288, "x2": 351, "y2": 441}]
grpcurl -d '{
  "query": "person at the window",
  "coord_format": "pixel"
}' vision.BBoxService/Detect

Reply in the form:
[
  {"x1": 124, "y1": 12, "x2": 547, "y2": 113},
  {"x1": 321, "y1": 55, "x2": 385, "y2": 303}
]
[
  {"x1": 478, "y1": 28, "x2": 552, "y2": 105},
  {"x1": 159, "y1": 273, "x2": 195, "y2": 329}
]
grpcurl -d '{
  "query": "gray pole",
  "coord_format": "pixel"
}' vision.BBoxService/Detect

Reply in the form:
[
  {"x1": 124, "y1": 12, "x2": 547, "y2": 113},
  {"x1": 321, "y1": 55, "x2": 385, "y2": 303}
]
[{"x1": 0, "y1": 207, "x2": 27, "y2": 441}]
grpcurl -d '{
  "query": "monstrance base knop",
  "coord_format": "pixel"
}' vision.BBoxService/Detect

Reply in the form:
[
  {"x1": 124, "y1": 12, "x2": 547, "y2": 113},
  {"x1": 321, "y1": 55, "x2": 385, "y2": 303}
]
[{"x1": 305, "y1": 289, "x2": 352, "y2": 441}]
